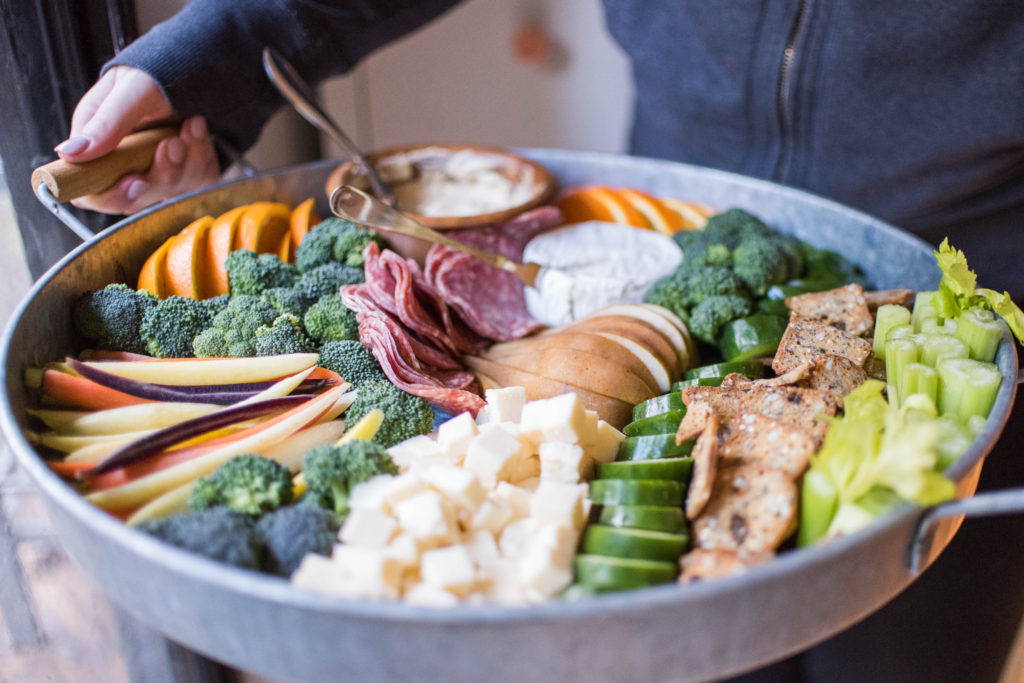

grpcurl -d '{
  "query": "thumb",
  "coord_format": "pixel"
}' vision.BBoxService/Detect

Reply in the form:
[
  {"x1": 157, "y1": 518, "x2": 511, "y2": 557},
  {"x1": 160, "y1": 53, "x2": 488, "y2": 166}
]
[{"x1": 57, "y1": 66, "x2": 173, "y2": 162}]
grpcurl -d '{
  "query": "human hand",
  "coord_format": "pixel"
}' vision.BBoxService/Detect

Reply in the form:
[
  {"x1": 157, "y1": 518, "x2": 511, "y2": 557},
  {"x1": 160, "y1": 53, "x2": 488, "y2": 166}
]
[{"x1": 55, "y1": 65, "x2": 220, "y2": 214}]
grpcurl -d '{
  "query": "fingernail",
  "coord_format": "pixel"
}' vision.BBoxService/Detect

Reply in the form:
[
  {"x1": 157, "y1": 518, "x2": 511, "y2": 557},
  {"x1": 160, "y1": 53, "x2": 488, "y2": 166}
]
[
  {"x1": 186, "y1": 117, "x2": 207, "y2": 140},
  {"x1": 55, "y1": 135, "x2": 91, "y2": 155},
  {"x1": 166, "y1": 138, "x2": 185, "y2": 165},
  {"x1": 125, "y1": 179, "x2": 148, "y2": 201}
]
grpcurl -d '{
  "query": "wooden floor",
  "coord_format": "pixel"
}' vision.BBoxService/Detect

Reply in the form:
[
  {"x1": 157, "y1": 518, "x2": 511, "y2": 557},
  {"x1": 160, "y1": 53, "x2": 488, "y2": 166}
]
[{"x1": 1, "y1": 179, "x2": 1022, "y2": 683}]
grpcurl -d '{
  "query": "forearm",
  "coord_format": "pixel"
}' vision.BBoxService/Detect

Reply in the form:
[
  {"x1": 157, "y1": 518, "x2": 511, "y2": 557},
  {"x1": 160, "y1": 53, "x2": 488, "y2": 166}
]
[{"x1": 106, "y1": 0, "x2": 461, "y2": 157}]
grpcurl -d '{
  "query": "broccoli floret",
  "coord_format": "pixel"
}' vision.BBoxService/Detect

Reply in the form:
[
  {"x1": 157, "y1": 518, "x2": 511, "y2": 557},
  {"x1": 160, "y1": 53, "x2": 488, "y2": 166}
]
[
  {"x1": 255, "y1": 314, "x2": 317, "y2": 356},
  {"x1": 138, "y1": 295, "x2": 214, "y2": 358},
  {"x1": 317, "y1": 340, "x2": 387, "y2": 388},
  {"x1": 801, "y1": 246, "x2": 868, "y2": 289},
  {"x1": 188, "y1": 454, "x2": 294, "y2": 515},
  {"x1": 295, "y1": 261, "x2": 364, "y2": 301},
  {"x1": 772, "y1": 233, "x2": 806, "y2": 281},
  {"x1": 72, "y1": 283, "x2": 158, "y2": 354},
  {"x1": 732, "y1": 237, "x2": 790, "y2": 297},
  {"x1": 225, "y1": 249, "x2": 298, "y2": 296},
  {"x1": 302, "y1": 440, "x2": 398, "y2": 517},
  {"x1": 256, "y1": 504, "x2": 341, "y2": 577},
  {"x1": 136, "y1": 506, "x2": 263, "y2": 570},
  {"x1": 642, "y1": 272, "x2": 691, "y2": 322},
  {"x1": 681, "y1": 266, "x2": 750, "y2": 308},
  {"x1": 303, "y1": 295, "x2": 359, "y2": 344},
  {"x1": 688, "y1": 294, "x2": 753, "y2": 345},
  {"x1": 260, "y1": 287, "x2": 313, "y2": 318},
  {"x1": 200, "y1": 294, "x2": 232, "y2": 319},
  {"x1": 346, "y1": 380, "x2": 435, "y2": 448},
  {"x1": 193, "y1": 295, "x2": 280, "y2": 358},
  {"x1": 331, "y1": 222, "x2": 384, "y2": 268},
  {"x1": 703, "y1": 208, "x2": 773, "y2": 247}
]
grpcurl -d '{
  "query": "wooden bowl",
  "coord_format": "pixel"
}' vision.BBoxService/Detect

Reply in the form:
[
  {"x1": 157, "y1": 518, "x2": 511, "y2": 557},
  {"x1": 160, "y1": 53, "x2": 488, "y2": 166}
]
[{"x1": 325, "y1": 143, "x2": 556, "y2": 261}]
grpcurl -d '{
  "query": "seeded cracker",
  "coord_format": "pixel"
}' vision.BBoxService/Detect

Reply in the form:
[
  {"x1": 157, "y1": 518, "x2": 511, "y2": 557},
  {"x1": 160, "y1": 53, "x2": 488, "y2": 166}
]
[
  {"x1": 692, "y1": 463, "x2": 797, "y2": 553},
  {"x1": 804, "y1": 353, "x2": 867, "y2": 407},
  {"x1": 863, "y1": 288, "x2": 914, "y2": 310},
  {"x1": 679, "y1": 548, "x2": 774, "y2": 583},
  {"x1": 720, "y1": 412, "x2": 814, "y2": 477},
  {"x1": 772, "y1": 312, "x2": 873, "y2": 375},
  {"x1": 785, "y1": 283, "x2": 874, "y2": 336},
  {"x1": 685, "y1": 408, "x2": 720, "y2": 520}
]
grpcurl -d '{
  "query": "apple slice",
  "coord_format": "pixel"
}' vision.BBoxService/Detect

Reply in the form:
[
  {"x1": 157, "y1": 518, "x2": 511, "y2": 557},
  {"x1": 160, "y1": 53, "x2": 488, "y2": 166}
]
[
  {"x1": 486, "y1": 331, "x2": 662, "y2": 394},
  {"x1": 463, "y1": 355, "x2": 634, "y2": 429},
  {"x1": 481, "y1": 346, "x2": 656, "y2": 405}
]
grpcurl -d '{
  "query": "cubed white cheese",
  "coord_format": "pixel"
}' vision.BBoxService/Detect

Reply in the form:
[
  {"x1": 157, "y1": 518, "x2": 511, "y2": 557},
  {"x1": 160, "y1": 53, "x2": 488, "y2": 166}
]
[
  {"x1": 348, "y1": 474, "x2": 396, "y2": 514},
  {"x1": 469, "y1": 496, "x2": 514, "y2": 534},
  {"x1": 386, "y1": 434, "x2": 442, "y2": 471},
  {"x1": 420, "y1": 545, "x2": 478, "y2": 597},
  {"x1": 538, "y1": 442, "x2": 592, "y2": 483},
  {"x1": 498, "y1": 518, "x2": 534, "y2": 559},
  {"x1": 330, "y1": 545, "x2": 403, "y2": 599},
  {"x1": 518, "y1": 476, "x2": 542, "y2": 492},
  {"x1": 383, "y1": 532, "x2": 422, "y2": 570},
  {"x1": 493, "y1": 482, "x2": 533, "y2": 519},
  {"x1": 436, "y1": 412, "x2": 478, "y2": 465},
  {"x1": 463, "y1": 422, "x2": 531, "y2": 488},
  {"x1": 422, "y1": 463, "x2": 486, "y2": 514},
  {"x1": 525, "y1": 522, "x2": 579, "y2": 571},
  {"x1": 521, "y1": 564, "x2": 573, "y2": 603},
  {"x1": 392, "y1": 490, "x2": 458, "y2": 543},
  {"x1": 586, "y1": 419, "x2": 625, "y2": 465},
  {"x1": 339, "y1": 508, "x2": 398, "y2": 548},
  {"x1": 519, "y1": 393, "x2": 587, "y2": 444},
  {"x1": 381, "y1": 471, "x2": 430, "y2": 508},
  {"x1": 479, "y1": 558, "x2": 526, "y2": 605},
  {"x1": 290, "y1": 554, "x2": 348, "y2": 595},
  {"x1": 506, "y1": 453, "x2": 541, "y2": 484},
  {"x1": 484, "y1": 386, "x2": 527, "y2": 424},
  {"x1": 581, "y1": 410, "x2": 600, "y2": 448},
  {"x1": 464, "y1": 529, "x2": 501, "y2": 566},
  {"x1": 530, "y1": 480, "x2": 589, "y2": 531}
]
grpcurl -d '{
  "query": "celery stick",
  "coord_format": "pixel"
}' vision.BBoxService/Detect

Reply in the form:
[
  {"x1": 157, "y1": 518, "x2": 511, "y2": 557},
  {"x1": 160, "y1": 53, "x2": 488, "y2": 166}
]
[
  {"x1": 937, "y1": 357, "x2": 1002, "y2": 422},
  {"x1": 798, "y1": 468, "x2": 838, "y2": 547},
  {"x1": 919, "y1": 317, "x2": 958, "y2": 336},
  {"x1": 934, "y1": 414, "x2": 974, "y2": 470},
  {"x1": 912, "y1": 291, "x2": 939, "y2": 332},
  {"x1": 873, "y1": 304, "x2": 912, "y2": 360},
  {"x1": 901, "y1": 362, "x2": 938, "y2": 407},
  {"x1": 885, "y1": 337, "x2": 919, "y2": 406},
  {"x1": 955, "y1": 307, "x2": 1002, "y2": 362},
  {"x1": 886, "y1": 324, "x2": 915, "y2": 343},
  {"x1": 919, "y1": 333, "x2": 969, "y2": 368}
]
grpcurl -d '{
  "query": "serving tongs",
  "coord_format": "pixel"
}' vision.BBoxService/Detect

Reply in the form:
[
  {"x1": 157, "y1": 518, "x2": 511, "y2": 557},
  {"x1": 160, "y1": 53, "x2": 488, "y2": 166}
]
[
  {"x1": 261, "y1": 46, "x2": 397, "y2": 208},
  {"x1": 330, "y1": 184, "x2": 544, "y2": 287}
]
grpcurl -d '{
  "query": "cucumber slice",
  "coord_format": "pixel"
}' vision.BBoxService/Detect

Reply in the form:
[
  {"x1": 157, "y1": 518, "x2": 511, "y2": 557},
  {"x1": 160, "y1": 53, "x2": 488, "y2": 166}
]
[
  {"x1": 716, "y1": 314, "x2": 788, "y2": 363},
  {"x1": 589, "y1": 478, "x2": 684, "y2": 506},
  {"x1": 616, "y1": 433, "x2": 694, "y2": 461},
  {"x1": 598, "y1": 505, "x2": 688, "y2": 534},
  {"x1": 623, "y1": 410, "x2": 686, "y2": 437},
  {"x1": 631, "y1": 393, "x2": 685, "y2": 421},
  {"x1": 684, "y1": 359, "x2": 765, "y2": 381},
  {"x1": 671, "y1": 376, "x2": 726, "y2": 391},
  {"x1": 597, "y1": 456, "x2": 693, "y2": 481},
  {"x1": 582, "y1": 525, "x2": 689, "y2": 562},
  {"x1": 574, "y1": 554, "x2": 678, "y2": 591}
]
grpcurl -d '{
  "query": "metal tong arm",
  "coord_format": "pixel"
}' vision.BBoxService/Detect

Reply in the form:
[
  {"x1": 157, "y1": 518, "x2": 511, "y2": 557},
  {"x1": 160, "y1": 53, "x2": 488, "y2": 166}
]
[
  {"x1": 261, "y1": 47, "x2": 396, "y2": 207},
  {"x1": 329, "y1": 185, "x2": 524, "y2": 276}
]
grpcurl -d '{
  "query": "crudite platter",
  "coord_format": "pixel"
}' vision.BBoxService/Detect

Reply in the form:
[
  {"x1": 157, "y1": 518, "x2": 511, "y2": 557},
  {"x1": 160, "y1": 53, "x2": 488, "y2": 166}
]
[{"x1": 3, "y1": 149, "x2": 1022, "y2": 683}]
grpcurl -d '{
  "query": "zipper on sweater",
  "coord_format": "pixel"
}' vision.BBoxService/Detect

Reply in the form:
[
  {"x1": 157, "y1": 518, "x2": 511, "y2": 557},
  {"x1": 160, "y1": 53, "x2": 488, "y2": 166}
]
[{"x1": 772, "y1": 0, "x2": 812, "y2": 182}]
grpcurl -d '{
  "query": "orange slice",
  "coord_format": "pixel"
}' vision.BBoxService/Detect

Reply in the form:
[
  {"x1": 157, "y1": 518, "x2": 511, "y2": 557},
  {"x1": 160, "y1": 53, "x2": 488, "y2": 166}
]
[
  {"x1": 206, "y1": 206, "x2": 247, "y2": 297},
  {"x1": 235, "y1": 202, "x2": 292, "y2": 254},
  {"x1": 138, "y1": 237, "x2": 173, "y2": 298},
  {"x1": 289, "y1": 197, "x2": 321, "y2": 261},
  {"x1": 165, "y1": 216, "x2": 214, "y2": 299},
  {"x1": 615, "y1": 188, "x2": 684, "y2": 235},
  {"x1": 277, "y1": 231, "x2": 292, "y2": 263},
  {"x1": 557, "y1": 185, "x2": 651, "y2": 229},
  {"x1": 659, "y1": 197, "x2": 715, "y2": 231}
]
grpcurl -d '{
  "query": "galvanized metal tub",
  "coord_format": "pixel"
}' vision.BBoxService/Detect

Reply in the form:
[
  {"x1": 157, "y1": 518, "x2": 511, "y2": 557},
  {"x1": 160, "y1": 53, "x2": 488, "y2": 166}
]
[{"x1": 3, "y1": 150, "x2": 1020, "y2": 683}]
